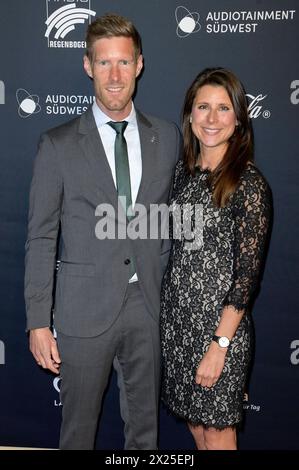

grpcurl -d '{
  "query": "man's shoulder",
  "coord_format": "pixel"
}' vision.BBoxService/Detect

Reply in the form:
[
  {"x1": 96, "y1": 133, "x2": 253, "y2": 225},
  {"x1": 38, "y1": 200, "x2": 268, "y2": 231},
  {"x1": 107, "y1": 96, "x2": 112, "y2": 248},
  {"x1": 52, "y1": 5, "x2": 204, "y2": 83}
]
[
  {"x1": 44, "y1": 107, "x2": 93, "y2": 140},
  {"x1": 136, "y1": 109, "x2": 179, "y2": 133},
  {"x1": 44, "y1": 115, "x2": 78, "y2": 138}
]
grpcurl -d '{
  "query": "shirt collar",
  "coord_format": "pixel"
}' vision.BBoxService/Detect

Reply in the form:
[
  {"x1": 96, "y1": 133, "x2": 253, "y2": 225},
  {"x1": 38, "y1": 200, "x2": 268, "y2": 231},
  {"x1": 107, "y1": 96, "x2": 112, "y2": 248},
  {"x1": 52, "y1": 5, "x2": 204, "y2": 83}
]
[{"x1": 92, "y1": 101, "x2": 137, "y2": 128}]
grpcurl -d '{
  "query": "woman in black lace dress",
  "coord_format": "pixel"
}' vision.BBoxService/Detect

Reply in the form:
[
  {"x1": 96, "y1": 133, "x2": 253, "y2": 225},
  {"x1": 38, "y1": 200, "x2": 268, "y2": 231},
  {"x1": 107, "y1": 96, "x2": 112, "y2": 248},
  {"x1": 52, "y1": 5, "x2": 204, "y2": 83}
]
[{"x1": 160, "y1": 68, "x2": 271, "y2": 450}]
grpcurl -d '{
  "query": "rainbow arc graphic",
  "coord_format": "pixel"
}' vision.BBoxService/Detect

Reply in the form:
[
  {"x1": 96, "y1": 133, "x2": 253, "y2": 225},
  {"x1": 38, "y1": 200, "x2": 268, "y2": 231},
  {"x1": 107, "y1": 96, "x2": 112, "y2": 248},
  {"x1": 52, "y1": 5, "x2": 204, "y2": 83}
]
[{"x1": 45, "y1": 4, "x2": 96, "y2": 39}]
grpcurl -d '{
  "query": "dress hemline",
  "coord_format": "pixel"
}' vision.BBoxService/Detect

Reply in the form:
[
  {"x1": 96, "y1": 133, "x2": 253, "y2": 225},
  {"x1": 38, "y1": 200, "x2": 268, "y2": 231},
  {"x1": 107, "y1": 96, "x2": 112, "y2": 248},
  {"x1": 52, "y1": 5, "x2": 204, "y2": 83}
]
[{"x1": 162, "y1": 400, "x2": 241, "y2": 431}]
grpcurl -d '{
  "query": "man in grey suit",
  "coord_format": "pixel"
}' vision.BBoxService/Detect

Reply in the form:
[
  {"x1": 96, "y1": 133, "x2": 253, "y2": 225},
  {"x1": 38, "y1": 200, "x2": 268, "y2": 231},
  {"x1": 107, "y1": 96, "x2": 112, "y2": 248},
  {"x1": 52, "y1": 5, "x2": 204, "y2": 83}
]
[{"x1": 25, "y1": 14, "x2": 181, "y2": 449}]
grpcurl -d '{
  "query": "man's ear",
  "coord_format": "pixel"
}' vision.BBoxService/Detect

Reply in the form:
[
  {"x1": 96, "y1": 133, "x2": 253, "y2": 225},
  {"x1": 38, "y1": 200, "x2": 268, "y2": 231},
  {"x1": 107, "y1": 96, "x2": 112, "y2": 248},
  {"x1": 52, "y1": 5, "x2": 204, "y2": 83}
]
[
  {"x1": 135, "y1": 54, "x2": 143, "y2": 78},
  {"x1": 83, "y1": 55, "x2": 93, "y2": 79}
]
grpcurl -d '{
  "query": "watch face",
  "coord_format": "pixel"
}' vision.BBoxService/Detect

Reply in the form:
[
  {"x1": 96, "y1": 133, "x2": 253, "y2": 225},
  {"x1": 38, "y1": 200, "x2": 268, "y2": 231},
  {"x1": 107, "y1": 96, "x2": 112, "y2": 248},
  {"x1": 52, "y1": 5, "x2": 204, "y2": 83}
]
[{"x1": 219, "y1": 336, "x2": 230, "y2": 348}]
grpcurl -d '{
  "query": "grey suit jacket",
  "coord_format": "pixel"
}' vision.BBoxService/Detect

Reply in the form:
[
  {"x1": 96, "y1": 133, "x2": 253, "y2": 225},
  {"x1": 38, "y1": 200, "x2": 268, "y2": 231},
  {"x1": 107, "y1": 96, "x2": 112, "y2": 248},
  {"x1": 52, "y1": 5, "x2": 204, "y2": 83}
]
[{"x1": 24, "y1": 107, "x2": 182, "y2": 337}]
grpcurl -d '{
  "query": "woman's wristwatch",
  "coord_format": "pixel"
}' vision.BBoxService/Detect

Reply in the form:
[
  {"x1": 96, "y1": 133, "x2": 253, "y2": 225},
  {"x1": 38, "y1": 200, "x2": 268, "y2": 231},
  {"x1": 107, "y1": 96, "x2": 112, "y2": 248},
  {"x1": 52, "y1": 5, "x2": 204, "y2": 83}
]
[{"x1": 212, "y1": 335, "x2": 230, "y2": 348}]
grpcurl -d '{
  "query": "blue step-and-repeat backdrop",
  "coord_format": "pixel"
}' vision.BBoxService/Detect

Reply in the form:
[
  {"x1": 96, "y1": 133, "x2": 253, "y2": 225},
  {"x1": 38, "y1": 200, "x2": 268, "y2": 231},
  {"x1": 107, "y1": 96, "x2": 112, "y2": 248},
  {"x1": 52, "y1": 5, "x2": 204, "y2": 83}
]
[{"x1": 0, "y1": 0, "x2": 298, "y2": 449}]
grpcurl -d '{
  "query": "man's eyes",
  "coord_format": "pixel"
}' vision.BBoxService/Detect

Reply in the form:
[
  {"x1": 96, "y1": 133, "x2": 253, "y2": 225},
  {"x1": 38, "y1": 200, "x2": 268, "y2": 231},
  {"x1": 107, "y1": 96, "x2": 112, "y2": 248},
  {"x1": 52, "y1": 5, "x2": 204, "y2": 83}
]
[{"x1": 96, "y1": 60, "x2": 134, "y2": 67}]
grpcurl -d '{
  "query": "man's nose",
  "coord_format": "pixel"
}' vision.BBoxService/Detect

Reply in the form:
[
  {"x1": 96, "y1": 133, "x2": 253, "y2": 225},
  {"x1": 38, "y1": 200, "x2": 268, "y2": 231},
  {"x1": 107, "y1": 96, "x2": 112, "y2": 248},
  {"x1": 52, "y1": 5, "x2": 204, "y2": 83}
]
[{"x1": 109, "y1": 64, "x2": 121, "y2": 82}]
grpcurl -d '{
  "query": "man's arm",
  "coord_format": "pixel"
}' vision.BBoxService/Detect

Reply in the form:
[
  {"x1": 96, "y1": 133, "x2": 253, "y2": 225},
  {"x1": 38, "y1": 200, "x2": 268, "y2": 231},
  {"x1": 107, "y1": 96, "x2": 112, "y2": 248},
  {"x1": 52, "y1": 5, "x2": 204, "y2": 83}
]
[{"x1": 25, "y1": 132, "x2": 63, "y2": 372}]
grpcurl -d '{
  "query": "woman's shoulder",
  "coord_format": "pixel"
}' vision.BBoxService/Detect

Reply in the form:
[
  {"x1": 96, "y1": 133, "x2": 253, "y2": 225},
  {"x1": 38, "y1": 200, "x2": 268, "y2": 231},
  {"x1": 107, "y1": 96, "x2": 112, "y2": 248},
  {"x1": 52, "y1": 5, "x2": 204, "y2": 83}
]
[
  {"x1": 231, "y1": 162, "x2": 271, "y2": 210},
  {"x1": 240, "y1": 162, "x2": 270, "y2": 192},
  {"x1": 175, "y1": 158, "x2": 185, "y2": 171},
  {"x1": 173, "y1": 158, "x2": 186, "y2": 179}
]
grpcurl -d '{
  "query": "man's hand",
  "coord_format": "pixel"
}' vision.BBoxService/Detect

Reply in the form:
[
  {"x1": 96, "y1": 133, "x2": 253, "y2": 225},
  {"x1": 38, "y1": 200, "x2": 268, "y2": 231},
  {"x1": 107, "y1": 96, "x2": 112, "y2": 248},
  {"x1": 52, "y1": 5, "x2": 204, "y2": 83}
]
[{"x1": 29, "y1": 327, "x2": 61, "y2": 374}]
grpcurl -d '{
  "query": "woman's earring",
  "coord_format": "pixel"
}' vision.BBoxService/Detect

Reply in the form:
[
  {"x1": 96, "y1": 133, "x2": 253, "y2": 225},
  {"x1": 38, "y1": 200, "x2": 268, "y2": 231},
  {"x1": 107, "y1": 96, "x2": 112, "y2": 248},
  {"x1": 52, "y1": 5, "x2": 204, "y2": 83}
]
[{"x1": 189, "y1": 116, "x2": 193, "y2": 123}]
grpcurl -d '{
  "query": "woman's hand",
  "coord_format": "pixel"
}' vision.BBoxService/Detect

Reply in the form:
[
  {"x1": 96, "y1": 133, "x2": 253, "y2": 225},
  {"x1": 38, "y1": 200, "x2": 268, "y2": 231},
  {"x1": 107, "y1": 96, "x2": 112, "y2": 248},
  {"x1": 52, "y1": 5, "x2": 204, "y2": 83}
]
[{"x1": 195, "y1": 341, "x2": 227, "y2": 388}]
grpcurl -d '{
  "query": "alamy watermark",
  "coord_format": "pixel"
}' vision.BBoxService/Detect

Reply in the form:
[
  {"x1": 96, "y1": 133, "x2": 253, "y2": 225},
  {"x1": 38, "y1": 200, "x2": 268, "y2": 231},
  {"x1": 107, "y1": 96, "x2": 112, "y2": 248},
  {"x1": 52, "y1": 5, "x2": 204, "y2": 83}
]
[{"x1": 95, "y1": 198, "x2": 203, "y2": 251}]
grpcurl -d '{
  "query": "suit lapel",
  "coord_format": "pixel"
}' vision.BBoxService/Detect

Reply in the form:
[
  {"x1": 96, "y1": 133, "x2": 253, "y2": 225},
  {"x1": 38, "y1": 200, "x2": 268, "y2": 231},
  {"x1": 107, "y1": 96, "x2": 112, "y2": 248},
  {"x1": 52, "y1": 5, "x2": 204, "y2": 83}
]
[
  {"x1": 78, "y1": 108, "x2": 118, "y2": 207},
  {"x1": 135, "y1": 110, "x2": 159, "y2": 209}
]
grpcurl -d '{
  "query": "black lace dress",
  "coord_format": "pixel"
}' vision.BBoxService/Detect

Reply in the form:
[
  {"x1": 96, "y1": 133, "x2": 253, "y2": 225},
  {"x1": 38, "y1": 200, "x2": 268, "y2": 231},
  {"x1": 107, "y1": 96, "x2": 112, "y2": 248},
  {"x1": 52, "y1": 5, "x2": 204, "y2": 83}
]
[{"x1": 160, "y1": 160, "x2": 271, "y2": 428}]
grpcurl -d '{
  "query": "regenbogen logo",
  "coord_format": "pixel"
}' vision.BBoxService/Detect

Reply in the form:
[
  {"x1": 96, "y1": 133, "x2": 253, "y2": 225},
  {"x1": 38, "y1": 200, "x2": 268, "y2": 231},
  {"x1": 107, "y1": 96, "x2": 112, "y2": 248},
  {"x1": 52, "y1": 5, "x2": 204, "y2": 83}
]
[{"x1": 45, "y1": 0, "x2": 96, "y2": 48}]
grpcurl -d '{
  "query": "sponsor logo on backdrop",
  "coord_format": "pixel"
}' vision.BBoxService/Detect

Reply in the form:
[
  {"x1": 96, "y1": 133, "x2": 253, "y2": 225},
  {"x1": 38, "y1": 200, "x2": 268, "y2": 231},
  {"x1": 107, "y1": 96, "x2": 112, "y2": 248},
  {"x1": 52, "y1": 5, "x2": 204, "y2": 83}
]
[
  {"x1": 45, "y1": 94, "x2": 94, "y2": 114},
  {"x1": 16, "y1": 89, "x2": 94, "y2": 118},
  {"x1": 0, "y1": 80, "x2": 5, "y2": 104},
  {"x1": 243, "y1": 393, "x2": 261, "y2": 412},
  {"x1": 0, "y1": 340, "x2": 5, "y2": 365},
  {"x1": 246, "y1": 93, "x2": 271, "y2": 119},
  {"x1": 176, "y1": 6, "x2": 296, "y2": 37},
  {"x1": 290, "y1": 80, "x2": 299, "y2": 104},
  {"x1": 45, "y1": 0, "x2": 96, "y2": 48},
  {"x1": 175, "y1": 6, "x2": 201, "y2": 37},
  {"x1": 290, "y1": 339, "x2": 299, "y2": 365},
  {"x1": 16, "y1": 88, "x2": 42, "y2": 118}
]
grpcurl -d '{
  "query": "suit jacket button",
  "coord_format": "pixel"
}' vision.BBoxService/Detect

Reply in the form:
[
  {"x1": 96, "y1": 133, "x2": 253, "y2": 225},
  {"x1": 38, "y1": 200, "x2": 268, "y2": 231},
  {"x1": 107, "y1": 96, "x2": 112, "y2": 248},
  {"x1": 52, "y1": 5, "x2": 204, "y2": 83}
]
[{"x1": 124, "y1": 258, "x2": 131, "y2": 265}]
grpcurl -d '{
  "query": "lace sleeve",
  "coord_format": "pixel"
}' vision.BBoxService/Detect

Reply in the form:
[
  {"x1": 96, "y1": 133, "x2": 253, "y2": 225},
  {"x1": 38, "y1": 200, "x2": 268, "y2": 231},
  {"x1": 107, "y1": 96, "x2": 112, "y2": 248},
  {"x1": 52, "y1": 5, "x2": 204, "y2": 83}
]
[
  {"x1": 223, "y1": 166, "x2": 272, "y2": 312},
  {"x1": 172, "y1": 159, "x2": 184, "y2": 194}
]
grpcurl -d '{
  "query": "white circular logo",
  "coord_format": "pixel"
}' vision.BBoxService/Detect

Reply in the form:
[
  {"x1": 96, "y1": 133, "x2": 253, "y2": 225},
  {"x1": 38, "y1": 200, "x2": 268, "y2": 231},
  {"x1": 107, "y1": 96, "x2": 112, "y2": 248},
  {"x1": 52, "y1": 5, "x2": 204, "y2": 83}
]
[
  {"x1": 175, "y1": 6, "x2": 201, "y2": 38},
  {"x1": 16, "y1": 88, "x2": 41, "y2": 118}
]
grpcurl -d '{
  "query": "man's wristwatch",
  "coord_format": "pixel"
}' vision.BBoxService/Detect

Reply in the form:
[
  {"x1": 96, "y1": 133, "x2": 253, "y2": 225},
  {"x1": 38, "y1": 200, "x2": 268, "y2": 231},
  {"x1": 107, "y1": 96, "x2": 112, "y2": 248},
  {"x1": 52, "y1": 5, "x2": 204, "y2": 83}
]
[{"x1": 212, "y1": 335, "x2": 230, "y2": 348}]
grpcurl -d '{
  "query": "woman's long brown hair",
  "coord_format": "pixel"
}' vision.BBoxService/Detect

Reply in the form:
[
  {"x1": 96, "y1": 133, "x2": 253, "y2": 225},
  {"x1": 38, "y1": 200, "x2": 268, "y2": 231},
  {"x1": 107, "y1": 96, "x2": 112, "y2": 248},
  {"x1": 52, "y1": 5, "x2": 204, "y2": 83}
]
[{"x1": 182, "y1": 67, "x2": 253, "y2": 207}]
